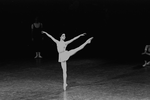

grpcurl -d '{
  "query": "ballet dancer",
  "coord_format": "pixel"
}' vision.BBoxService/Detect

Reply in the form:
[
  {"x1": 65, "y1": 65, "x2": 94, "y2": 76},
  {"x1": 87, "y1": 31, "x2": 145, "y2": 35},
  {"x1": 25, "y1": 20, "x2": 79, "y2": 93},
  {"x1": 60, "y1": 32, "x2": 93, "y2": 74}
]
[{"x1": 42, "y1": 31, "x2": 93, "y2": 90}]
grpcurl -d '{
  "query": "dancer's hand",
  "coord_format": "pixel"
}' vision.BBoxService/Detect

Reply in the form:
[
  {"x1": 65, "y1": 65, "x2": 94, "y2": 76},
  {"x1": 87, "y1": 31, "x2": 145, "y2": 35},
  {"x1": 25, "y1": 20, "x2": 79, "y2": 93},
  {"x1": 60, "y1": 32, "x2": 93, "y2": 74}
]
[
  {"x1": 42, "y1": 31, "x2": 46, "y2": 34},
  {"x1": 80, "y1": 33, "x2": 86, "y2": 36}
]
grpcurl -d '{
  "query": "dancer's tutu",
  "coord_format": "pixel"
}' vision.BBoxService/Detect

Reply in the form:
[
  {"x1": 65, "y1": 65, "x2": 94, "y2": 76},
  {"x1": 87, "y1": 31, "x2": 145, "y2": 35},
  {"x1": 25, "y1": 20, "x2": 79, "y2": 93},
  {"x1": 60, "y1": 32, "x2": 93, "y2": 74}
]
[{"x1": 58, "y1": 51, "x2": 70, "y2": 62}]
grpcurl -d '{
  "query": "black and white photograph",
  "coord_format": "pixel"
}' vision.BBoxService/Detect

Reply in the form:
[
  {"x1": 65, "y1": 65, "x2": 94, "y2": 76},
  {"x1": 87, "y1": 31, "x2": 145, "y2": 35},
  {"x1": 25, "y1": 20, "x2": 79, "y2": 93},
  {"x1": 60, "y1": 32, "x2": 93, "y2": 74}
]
[{"x1": 0, "y1": 0, "x2": 150, "y2": 99}]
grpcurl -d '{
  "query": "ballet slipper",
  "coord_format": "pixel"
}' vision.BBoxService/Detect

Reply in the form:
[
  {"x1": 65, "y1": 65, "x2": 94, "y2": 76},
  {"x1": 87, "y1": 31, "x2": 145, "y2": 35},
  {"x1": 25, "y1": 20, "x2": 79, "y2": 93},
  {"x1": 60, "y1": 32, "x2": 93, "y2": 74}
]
[
  {"x1": 63, "y1": 83, "x2": 68, "y2": 91},
  {"x1": 87, "y1": 37, "x2": 94, "y2": 44}
]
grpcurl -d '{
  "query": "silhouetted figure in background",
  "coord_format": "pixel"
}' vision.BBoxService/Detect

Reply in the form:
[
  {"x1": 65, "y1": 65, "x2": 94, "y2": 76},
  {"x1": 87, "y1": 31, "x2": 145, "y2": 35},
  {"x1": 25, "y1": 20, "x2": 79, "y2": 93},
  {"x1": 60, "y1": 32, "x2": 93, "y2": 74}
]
[
  {"x1": 142, "y1": 45, "x2": 150, "y2": 67},
  {"x1": 42, "y1": 31, "x2": 93, "y2": 90},
  {"x1": 31, "y1": 17, "x2": 43, "y2": 58}
]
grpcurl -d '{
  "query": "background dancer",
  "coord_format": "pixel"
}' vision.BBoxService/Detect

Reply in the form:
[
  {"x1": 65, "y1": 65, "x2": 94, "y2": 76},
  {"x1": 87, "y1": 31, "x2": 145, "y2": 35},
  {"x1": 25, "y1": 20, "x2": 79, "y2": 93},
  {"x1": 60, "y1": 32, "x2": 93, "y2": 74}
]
[
  {"x1": 142, "y1": 45, "x2": 150, "y2": 67},
  {"x1": 31, "y1": 17, "x2": 43, "y2": 58},
  {"x1": 42, "y1": 31, "x2": 93, "y2": 90}
]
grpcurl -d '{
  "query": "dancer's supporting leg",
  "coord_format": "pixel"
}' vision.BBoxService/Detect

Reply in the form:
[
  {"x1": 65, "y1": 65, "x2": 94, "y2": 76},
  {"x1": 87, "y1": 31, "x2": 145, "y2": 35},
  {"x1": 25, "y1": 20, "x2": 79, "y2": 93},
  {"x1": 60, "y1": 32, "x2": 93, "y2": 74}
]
[
  {"x1": 69, "y1": 37, "x2": 93, "y2": 57},
  {"x1": 61, "y1": 61, "x2": 67, "y2": 90}
]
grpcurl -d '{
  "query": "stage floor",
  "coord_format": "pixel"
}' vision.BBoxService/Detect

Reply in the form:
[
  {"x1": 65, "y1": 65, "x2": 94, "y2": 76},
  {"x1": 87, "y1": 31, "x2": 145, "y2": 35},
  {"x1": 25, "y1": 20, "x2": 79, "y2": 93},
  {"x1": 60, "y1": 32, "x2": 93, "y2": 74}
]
[{"x1": 0, "y1": 58, "x2": 149, "y2": 100}]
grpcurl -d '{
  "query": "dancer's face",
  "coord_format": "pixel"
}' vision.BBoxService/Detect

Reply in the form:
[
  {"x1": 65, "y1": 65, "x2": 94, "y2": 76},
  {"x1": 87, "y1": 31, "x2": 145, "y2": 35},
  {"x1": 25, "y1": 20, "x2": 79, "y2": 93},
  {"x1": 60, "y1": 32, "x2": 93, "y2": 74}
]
[{"x1": 60, "y1": 33, "x2": 66, "y2": 41}]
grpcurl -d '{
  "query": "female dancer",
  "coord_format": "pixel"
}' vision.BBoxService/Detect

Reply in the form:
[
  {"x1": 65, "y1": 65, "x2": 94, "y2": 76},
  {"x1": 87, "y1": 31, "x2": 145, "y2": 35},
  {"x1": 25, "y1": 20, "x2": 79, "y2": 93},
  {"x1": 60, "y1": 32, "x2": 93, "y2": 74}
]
[{"x1": 42, "y1": 31, "x2": 93, "y2": 90}]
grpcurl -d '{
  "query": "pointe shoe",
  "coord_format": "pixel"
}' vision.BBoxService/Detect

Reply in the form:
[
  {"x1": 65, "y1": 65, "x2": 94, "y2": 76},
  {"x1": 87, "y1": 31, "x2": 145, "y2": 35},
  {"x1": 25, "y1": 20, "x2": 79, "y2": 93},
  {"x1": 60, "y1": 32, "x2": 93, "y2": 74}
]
[
  {"x1": 63, "y1": 83, "x2": 68, "y2": 91},
  {"x1": 63, "y1": 86, "x2": 66, "y2": 91},
  {"x1": 87, "y1": 37, "x2": 94, "y2": 44}
]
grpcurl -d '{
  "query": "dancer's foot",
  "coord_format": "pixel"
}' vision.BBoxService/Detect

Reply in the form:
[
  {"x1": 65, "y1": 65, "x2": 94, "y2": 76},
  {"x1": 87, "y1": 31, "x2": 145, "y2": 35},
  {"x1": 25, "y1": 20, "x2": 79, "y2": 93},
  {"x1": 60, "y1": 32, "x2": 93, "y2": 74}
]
[
  {"x1": 34, "y1": 55, "x2": 38, "y2": 58},
  {"x1": 143, "y1": 64, "x2": 146, "y2": 67},
  {"x1": 39, "y1": 55, "x2": 42, "y2": 58},
  {"x1": 143, "y1": 61, "x2": 147, "y2": 67},
  {"x1": 87, "y1": 37, "x2": 94, "y2": 44},
  {"x1": 147, "y1": 61, "x2": 150, "y2": 65}
]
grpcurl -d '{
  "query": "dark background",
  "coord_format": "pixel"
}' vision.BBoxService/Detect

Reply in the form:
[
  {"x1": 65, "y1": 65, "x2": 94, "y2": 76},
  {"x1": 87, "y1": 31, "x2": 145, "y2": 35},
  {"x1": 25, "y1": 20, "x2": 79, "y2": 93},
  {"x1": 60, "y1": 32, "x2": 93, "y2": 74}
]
[{"x1": 0, "y1": 0, "x2": 149, "y2": 62}]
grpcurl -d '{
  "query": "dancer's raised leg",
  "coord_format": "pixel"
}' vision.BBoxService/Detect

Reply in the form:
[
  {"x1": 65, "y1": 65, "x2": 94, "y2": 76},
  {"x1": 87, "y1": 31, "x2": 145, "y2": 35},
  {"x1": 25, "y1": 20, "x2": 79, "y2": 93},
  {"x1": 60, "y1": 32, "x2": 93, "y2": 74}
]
[
  {"x1": 69, "y1": 37, "x2": 93, "y2": 57},
  {"x1": 61, "y1": 61, "x2": 67, "y2": 90}
]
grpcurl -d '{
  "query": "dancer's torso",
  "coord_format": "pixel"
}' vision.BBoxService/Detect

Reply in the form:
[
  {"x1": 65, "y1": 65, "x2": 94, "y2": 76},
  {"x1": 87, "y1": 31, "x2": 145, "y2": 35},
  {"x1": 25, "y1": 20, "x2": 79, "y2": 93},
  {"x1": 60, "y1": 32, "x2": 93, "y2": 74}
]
[{"x1": 57, "y1": 41, "x2": 67, "y2": 53}]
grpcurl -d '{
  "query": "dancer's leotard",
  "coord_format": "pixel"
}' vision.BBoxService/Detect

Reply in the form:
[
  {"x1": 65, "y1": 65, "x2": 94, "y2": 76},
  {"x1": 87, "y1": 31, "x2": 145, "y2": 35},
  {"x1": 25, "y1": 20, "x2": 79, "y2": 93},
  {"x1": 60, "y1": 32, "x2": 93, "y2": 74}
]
[{"x1": 57, "y1": 41, "x2": 70, "y2": 62}]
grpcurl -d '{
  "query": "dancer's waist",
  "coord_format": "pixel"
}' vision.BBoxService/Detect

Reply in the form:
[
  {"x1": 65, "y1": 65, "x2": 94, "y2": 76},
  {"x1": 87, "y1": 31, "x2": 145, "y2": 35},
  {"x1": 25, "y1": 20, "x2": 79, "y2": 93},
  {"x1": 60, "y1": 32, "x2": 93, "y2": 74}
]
[{"x1": 58, "y1": 50, "x2": 66, "y2": 54}]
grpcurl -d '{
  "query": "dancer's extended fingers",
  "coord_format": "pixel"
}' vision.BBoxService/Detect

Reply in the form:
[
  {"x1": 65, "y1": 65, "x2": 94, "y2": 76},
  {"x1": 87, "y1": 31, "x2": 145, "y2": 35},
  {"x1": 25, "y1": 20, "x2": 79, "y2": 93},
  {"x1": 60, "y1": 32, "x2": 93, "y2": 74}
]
[
  {"x1": 83, "y1": 33, "x2": 86, "y2": 36},
  {"x1": 42, "y1": 31, "x2": 46, "y2": 34},
  {"x1": 41, "y1": 31, "x2": 44, "y2": 34},
  {"x1": 81, "y1": 33, "x2": 86, "y2": 36}
]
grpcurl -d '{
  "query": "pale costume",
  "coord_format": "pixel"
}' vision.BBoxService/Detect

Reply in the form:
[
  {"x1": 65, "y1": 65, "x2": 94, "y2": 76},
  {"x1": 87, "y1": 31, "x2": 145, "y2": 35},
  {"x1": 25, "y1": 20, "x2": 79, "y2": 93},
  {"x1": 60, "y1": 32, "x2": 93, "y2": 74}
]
[
  {"x1": 57, "y1": 41, "x2": 69, "y2": 62},
  {"x1": 59, "y1": 51, "x2": 70, "y2": 62},
  {"x1": 57, "y1": 41, "x2": 78, "y2": 62}
]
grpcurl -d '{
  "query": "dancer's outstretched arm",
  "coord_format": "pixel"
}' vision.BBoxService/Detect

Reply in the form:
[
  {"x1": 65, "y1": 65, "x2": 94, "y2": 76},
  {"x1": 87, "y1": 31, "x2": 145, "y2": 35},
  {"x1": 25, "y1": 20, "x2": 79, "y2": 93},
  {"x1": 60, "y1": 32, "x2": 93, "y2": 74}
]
[
  {"x1": 42, "y1": 31, "x2": 59, "y2": 43},
  {"x1": 66, "y1": 33, "x2": 86, "y2": 44}
]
